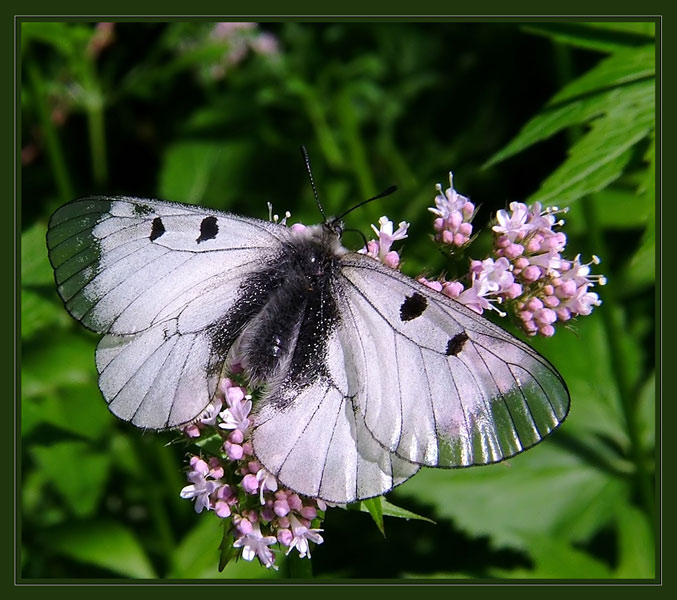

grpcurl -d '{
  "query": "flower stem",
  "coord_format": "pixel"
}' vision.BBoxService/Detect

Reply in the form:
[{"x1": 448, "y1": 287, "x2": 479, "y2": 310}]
[
  {"x1": 86, "y1": 93, "x2": 108, "y2": 187},
  {"x1": 26, "y1": 63, "x2": 74, "y2": 203}
]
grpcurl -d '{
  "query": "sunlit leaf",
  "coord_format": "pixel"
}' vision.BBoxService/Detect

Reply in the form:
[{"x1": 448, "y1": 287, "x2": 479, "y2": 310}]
[
  {"x1": 43, "y1": 521, "x2": 157, "y2": 578},
  {"x1": 523, "y1": 23, "x2": 655, "y2": 54},
  {"x1": 528, "y1": 105, "x2": 653, "y2": 207},
  {"x1": 21, "y1": 289, "x2": 70, "y2": 340},
  {"x1": 615, "y1": 504, "x2": 655, "y2": 578},
  {"x1": 31, "y1": 441, "x2": 112, "y2": 517},
  {"x1": 361, "y1": 497, "x2": 385, "y2": 535},
  {"x1": 485, "y1": 49, "x2": 653, "y2": 169},
  {"x1": 490, "y1": 536, "x2": 614, "y2": 578},
  {"x1": 21, "y1": 334, "x2": 96, "y2": 398},
  {"x1": 21, "y1": 221, "x2": 54, "y2": 285}
]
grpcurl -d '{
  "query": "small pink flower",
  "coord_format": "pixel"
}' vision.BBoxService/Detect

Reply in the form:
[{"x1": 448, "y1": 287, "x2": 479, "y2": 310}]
[
  {"x1": 233, "y1": 522, "x2": 278, "y2": 570},
  {"x1": 285, "y1": 514, "x2": 324, "y2": 560}
]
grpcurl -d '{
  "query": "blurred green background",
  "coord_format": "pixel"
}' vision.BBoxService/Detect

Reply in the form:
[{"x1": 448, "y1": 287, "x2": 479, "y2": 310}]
[{"x1": 19, "y1": 20, "x2": 656, "y2": 580}]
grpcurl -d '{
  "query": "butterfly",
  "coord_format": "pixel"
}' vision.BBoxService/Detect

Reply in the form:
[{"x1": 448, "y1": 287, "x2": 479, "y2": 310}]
[{"x1": 47, "y1": 195, "x2": 569, "y2": 504}]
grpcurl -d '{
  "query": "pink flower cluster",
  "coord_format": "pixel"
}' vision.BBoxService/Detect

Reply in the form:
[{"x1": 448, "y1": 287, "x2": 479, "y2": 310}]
[
  {"x1": 429, "y1": 172, "x2": 476, "y2": 248},
  {"x1": 180, "y1": 377, "x2": 325, "y2": 570},
  {"x1": 418, "y1": 178, "x2": 605, "y2": 337},
  {"x1": 178, "y1": 22, "x2": 280, "y2": 83},
  {"x1": 492, "y1": 201, "x2": 605, "y2": 336}
]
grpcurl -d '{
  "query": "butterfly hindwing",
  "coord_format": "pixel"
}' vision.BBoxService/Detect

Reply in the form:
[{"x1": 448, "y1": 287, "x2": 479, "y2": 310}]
[{"x1": 250, "y1": 332, "x2": 420, "y2": 503}]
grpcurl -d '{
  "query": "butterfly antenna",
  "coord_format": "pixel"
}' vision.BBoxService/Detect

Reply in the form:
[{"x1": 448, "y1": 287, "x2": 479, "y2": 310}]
[
  {"x1": 331, "y1": 184, "x2": 398, "y2": 225},
  {"x1": 300, "y1": 146, "x2": 327, "y2": 222},
  {"x1": 342, "y1": 227, "x2": 370, "y2": 249}
]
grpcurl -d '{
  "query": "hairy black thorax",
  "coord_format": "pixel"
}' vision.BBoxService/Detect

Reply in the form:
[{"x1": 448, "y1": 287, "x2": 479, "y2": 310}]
[{"x1": 209, "y1": 225, "x2": 344, "y2": 391}]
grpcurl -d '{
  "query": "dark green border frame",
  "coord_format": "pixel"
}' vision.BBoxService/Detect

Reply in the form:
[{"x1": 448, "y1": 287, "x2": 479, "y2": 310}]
[{"x1": 9, "y1": 4, "x2": 666, "y2": 593}]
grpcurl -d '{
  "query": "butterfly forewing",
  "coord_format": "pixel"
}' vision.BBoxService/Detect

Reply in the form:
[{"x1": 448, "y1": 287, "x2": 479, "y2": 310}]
[
  {"x1": 47, "y1": 197, "x2": 289, "y2": 335},
  {"x1": 337, "y1": 255, "x2": 569, "y2": 468},
  {"x1": 47, "y1": 196, "x2": 289, "y2": 429}
]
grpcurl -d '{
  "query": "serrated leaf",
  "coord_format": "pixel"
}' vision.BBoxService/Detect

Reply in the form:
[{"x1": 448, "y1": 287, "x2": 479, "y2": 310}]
[
  {"x1": 43, "y1": 520, "x2": 157, "y2": 578},
  {"x1": 21, "y1": 221, "x2": 55, "y2": 286},
  {"x1": 615, "y1": 504, "x2": 655, "y2": 578},
  {"x1": 31, "y1": 441, "x2": 112, "y2": 517},
  {"x1": 485, "y1": 77, "x2": 653, "y2": 169},
  {"x1": 523, "y1": 23, "x2": 655, "y2": 54},
  {"x1": 631, "y1": 133, "x2": 656, "y2": 277},
  {"x1": 528, "y1": 104, "x2": 654, "y2": 207},
  {"x1": 549, "y1": 45, "x2": 654, "y2": 104}
]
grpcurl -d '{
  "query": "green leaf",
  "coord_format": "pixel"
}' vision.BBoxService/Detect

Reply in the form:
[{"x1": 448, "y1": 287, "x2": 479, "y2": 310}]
[
  {"x1": 490, "y1": 536, "x2": 613, "y2": 578},
  {"x1": 530, "y1": 312, "x2": 636, "y2": 453},
  {"x1": 622, "y1": 234, "x2": 656, "y2": 293},
  {"x1": 615, "y1": 504, "x2": 655, "y2": 578},
  {"x1": 21, "y1": 289, "x2": 70, "y2": 340},
  {"x1": 218, "y1": 519, "x2": 238, "y2": 572},
  {"x1": 21, "y1": 334, "x2": 96, "y2": 398},
  {"x1": 527, "y1": 103, "x2": 653, "y2": 207},
  {"x1": 628, "y1": 134, "x2": 656, "y2": 288},
  {"x1": 30, "y1": 441, "x2": 112, "y2": 517},
  {"x1": 563, "y1": 187, "x2": 648, "y2": 234},
  {"x1": 158, "y1": 140, "x2": 252, "y2": 208},
  {"x1": 169, "y1": 513, "x2": 279, "y2": 579},
  {"x1": 43, "y1": 520, "x2": 157, "y2": 578},
  {"x1": 380, "y1": 499, "x2": 436, "y2": 524},
  {"x1": 485, "y1": 63, "x2": 653, "y2": 170},
  {"x1": 636, "y1": 372, "x2": 656, "y2": 458},
  {"x1": 580, "y1": 22, "x2": 656, "y2": 37},
  {"x1": 549, "y1": 45, "x2": 654, "y2": 104},
  {"x1": 22, "y1": 382, "x2": 112, "y2": 441},
  {"x1": 360, "y1": 496, "x2": 385, "y2": 535},
  {"x1": 396, "y1": 440, "x2": 628, "y2": 553},
  {"x1": 21, "y1": 221, "x2": 55, "y2": 286},
  {"x1": 523, "y1": 23, "x2": 655, "y2": 54},
  {"x1": 21, "y1": 22, "x2": 93, "y2": 57}
]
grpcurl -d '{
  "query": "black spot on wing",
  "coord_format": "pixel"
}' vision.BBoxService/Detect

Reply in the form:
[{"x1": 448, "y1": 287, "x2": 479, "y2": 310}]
[
  {"x1": 197, "y1": 216, "x2": 218, "y2": 243},
  {"x1": 446, "y1": 332, "x2": 469, "y2": 356},
  {"x1": 134, "y1": 203, "x2": 153, "y2": 216},
  {"x1": 150, "y1": 217, "x2": 165, "y2": 241},
  {"x1": 400, "y1": 292, "x2": 427, "y2": 322}
]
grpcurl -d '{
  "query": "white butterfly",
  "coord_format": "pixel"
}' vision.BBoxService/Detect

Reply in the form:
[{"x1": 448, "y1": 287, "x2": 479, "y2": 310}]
[{"x1": 47, "y1": 196, "x2": 569, "y2": 504}]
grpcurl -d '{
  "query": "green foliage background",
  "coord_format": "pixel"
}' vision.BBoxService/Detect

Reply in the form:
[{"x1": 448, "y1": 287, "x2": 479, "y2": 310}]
[{"x1": 19, "y1": 20, "x2": 656, "y2": 580}]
